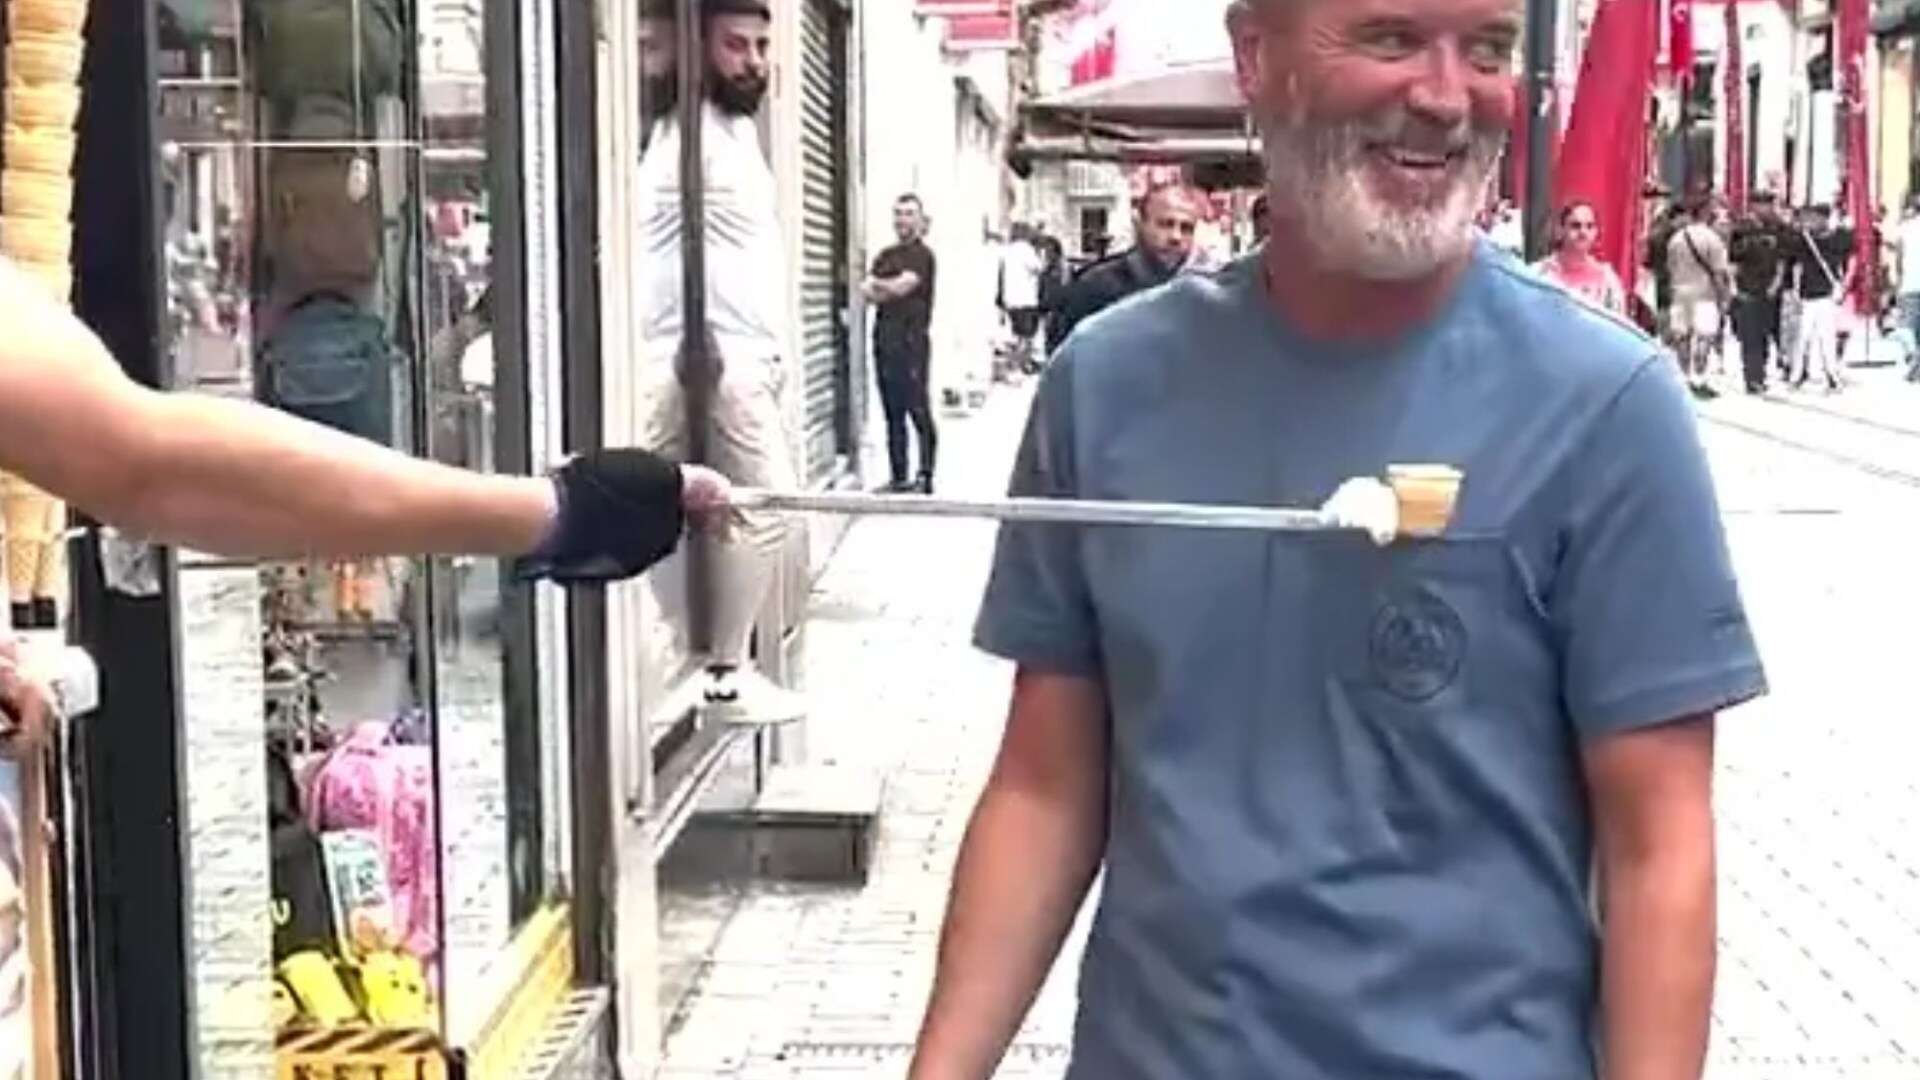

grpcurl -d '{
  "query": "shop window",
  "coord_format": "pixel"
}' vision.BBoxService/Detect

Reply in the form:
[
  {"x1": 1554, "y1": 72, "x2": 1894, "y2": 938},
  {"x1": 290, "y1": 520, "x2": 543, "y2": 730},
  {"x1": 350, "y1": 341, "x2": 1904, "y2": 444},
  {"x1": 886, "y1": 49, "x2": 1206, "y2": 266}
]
[{"x1": 152, "y1": 0, "x2": 545, "y2": 1065}]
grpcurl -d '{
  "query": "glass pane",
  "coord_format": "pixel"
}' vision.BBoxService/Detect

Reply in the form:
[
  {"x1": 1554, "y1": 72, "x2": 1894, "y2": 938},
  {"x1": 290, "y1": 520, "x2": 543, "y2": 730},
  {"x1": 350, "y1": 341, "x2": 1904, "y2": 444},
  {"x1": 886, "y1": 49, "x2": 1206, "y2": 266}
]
[
  {"x1": 155, "y1": 0, "x2": 458, "y2": 1056},
  {"x1": 419, "y1": 1, "x2": 527, "y2": 1041}
]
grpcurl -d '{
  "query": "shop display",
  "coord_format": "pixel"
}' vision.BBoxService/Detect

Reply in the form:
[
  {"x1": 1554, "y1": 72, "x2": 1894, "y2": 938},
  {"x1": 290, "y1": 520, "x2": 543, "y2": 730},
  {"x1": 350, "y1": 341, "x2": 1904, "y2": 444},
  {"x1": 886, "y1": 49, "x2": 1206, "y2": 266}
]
[
  {"x1": 0, "y1": 0, "x2": 91, "y2": 631},
  {"x1": 131, "y1": 3, "x2": 530, "y2": 1072},
  {"x1": 266, "y1": 728, "x2": 441, "y2": 1034}
]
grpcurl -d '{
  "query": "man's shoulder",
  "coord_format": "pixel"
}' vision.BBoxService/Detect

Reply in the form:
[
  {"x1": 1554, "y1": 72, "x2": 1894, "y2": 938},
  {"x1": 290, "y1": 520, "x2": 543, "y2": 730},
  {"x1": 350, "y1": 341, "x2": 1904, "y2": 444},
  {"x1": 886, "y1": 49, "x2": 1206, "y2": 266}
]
[
  {"x1": 1054, "y1": 259, "x2": 1258, "y2": 402},
  {"x1": 1477, "y1": 249, "x2": 1659, "y2": 382}
]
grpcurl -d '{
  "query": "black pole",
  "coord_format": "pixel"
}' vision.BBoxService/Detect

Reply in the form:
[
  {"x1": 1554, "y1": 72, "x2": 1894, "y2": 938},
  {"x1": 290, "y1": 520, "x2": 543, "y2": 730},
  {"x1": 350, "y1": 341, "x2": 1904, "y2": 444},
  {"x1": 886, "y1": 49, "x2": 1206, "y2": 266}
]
[
  {"x1": 1523, "y1": 0, "x2": 1560, "y2": 261},
  {"x1": 677, "y1": 0, "x2": 716, "y2": 657}
]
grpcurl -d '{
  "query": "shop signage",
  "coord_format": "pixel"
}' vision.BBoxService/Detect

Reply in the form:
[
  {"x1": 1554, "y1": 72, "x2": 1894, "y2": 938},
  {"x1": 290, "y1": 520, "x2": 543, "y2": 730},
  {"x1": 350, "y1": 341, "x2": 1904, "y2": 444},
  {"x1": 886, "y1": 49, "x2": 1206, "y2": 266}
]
[{"x1": 917, "y1": 0, "x2": 1018, "y2": 50}]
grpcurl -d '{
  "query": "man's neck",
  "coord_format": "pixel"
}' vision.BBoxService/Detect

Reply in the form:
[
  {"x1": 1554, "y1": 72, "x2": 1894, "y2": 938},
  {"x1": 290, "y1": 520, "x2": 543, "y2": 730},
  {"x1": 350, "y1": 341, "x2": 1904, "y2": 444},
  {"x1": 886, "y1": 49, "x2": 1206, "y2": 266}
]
[
  {"x1": 1132, "y1": 247, "x2": 1171, "y2": 277},
  {"x1": 1260, "y1": 227, "x2": 1472, "y2": 344}
]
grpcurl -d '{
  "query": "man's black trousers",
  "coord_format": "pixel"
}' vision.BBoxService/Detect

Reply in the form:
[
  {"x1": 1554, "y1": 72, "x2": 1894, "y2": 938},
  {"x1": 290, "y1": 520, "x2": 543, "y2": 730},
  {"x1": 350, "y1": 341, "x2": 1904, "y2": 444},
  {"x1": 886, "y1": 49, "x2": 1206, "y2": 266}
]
[
  {"x1": 876, "y1": 341, "x2": 937, "y2": 485},
  {"x1": 1731, "y1": 293, "x2": 1774, "y2": 391}
]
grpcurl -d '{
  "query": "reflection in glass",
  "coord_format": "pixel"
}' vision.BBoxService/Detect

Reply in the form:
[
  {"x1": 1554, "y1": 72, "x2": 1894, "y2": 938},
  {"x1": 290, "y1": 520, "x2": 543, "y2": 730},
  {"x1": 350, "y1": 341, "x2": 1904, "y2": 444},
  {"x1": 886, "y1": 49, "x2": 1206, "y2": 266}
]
[{"x1": 153, "y1": 0, "x2": 520, "y2": 1051}]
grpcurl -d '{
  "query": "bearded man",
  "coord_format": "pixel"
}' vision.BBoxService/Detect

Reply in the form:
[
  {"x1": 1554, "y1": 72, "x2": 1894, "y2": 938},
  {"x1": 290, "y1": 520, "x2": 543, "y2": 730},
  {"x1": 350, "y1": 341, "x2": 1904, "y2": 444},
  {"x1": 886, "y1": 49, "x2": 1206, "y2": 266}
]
[
  {"x1": 633, "y1": 0, "x2": 804, "y2": 726},
  {"x1": 907, "y1": 2, "x2": 1767, "y2": 1079}
]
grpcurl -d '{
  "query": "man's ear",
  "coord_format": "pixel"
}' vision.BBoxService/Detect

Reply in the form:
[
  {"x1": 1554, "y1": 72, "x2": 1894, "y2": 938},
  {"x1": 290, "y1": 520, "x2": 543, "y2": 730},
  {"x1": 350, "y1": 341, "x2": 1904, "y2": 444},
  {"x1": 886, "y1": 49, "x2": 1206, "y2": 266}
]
[{"x1": 1227, "y1": 4, "x2": 1269, "y2": 104}]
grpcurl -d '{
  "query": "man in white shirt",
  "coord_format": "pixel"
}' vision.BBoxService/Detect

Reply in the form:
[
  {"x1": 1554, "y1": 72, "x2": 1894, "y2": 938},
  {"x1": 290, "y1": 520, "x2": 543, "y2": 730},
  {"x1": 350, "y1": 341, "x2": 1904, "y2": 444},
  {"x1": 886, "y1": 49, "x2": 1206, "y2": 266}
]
[
  {"x1": 1666, "y1": 200, "x2": 1733, "y2": 398},
  {"x1": 998, "y1": 225, "x2": 1046, "y2": 373},
  {"x1": 635, "y1": 0, "x2": 803, "y2": 726}
]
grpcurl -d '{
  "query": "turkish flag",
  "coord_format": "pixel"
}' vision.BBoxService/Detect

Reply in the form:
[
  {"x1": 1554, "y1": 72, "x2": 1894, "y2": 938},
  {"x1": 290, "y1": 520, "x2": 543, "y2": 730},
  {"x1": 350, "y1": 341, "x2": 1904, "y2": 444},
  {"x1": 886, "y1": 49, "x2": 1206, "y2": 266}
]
[
  {"x1": 1556, "y1": 0, "x2": 1661, "y2": 298},
  {"x1": 1669, "y1": 0, "x2": 1695, "y2": 87}
]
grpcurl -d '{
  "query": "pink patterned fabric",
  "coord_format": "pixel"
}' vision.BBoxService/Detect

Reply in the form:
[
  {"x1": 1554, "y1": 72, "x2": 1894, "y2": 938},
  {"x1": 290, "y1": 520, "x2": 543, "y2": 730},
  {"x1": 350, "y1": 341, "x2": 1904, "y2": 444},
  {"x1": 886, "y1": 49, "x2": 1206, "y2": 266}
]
[{"x1": 306, "y1": 721, "x2": 438, "y2": 963}]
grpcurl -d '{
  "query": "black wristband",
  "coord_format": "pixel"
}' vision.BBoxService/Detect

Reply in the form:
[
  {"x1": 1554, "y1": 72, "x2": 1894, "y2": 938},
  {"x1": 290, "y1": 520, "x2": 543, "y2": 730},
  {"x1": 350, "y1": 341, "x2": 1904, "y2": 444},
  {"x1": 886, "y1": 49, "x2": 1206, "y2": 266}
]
[{"x1": 513, "y1": 449, "x2": 686, "y2": 583}]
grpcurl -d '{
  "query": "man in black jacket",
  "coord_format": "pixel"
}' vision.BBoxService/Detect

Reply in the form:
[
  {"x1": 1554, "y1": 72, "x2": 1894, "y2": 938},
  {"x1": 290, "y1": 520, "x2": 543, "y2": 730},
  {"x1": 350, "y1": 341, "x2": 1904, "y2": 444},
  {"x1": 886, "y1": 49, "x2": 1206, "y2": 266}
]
[
  {"x1": 863, "y1": 194, "x2": 939, "y2": 492},
  {"x1": 1728, "y1": 193, "x2": 1790, "y2": 393},
  {"x1": 1051, "y1": 183, "x2": 1198, "y2": 344}
]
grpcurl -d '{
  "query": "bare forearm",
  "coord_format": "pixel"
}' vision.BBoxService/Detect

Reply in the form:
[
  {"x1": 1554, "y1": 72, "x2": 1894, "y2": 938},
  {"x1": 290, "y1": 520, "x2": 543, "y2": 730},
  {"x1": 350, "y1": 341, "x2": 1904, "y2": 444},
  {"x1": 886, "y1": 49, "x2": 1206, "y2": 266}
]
[
  {"x1": 1600, "y1": 854, "x2": 1716, "y2": 1080},
  {"x1": 0, "y1": 283, "x2": 558, "y2": 560},
  {"x1": 909, "y1": 784, "x2": 1104, "y2": 1080},
  {"x1": 122, "y1": 390, "x2": 554, "y2": 558}
]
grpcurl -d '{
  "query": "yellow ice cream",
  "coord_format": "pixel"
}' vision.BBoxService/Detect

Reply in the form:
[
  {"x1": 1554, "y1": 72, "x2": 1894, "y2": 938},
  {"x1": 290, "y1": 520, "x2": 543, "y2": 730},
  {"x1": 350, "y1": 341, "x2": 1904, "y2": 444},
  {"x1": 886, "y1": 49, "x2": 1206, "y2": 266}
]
[{"x1": 1386, "y1": 465, "x2": 1465, "y2": 539}]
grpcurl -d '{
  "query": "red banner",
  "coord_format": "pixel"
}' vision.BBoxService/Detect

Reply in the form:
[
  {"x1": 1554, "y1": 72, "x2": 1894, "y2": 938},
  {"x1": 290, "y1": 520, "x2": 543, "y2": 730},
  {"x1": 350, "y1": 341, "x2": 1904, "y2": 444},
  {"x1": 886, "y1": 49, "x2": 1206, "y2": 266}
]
[
  {"x1": 1840, "y1": 0, "x2": 1876, "y2": 311},
  {"x1": 1071, "y1": 25, "x2": 1117, "y2": 84},
  {"x1": 1724, "y1": 0, "x2": 1746, "y2": 211},
  {"x1": 1668, "y1": 0, "x2": 1695, "y2": 87},
  {"x1": 1557, "y1": 0, "x2": 1661, "y2": 299}
]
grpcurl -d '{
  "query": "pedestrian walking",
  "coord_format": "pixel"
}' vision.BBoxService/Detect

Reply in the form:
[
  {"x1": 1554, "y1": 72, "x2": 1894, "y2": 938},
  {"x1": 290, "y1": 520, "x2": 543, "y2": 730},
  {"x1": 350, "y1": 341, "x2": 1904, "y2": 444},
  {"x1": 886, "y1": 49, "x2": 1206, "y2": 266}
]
[
  {"x1": 1729, "y1": 194, "x2": 1791, "y2": 394},
  {"x1": 1534, "y1": 200, "x2": 1626, "y2": 316},
  {"x1": 863, "y1": 194, "x2": 939, "y2": 494},
  {"x1": 1665, "y1": 199, "x2": 1733, "y2": 397},
  {"x1": 997, "y1": 224, "x2": 1046, "y2": 375},
  {"x1": 909, "y1": 1, "x2": 1765, "y2": 1078},
  {"x1": 1051, "y1": 183, "x2": 1198, "y2": 343},
  {"x1": 1786, "y1": 204, "x2": 1853, "y2": 393}
]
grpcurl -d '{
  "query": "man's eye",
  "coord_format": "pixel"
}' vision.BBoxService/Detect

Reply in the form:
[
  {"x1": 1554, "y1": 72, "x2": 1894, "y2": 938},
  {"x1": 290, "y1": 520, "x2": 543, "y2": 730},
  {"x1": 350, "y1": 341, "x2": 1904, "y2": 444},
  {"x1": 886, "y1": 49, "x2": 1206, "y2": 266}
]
[
  {"x1": 1467, "y1": 36, "x2": 1518, "y2": 71},
  {"x1": 1357, "y1": 26, "x2": 1424, "y2": 57}
]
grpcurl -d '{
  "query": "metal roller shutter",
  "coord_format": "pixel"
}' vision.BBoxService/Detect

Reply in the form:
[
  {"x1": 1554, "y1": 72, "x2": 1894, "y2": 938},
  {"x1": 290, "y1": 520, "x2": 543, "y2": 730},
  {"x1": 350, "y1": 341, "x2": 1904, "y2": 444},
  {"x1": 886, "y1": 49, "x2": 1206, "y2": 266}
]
[{"x1": 797, "y1": 0, "x2": 850, "y2": 482}]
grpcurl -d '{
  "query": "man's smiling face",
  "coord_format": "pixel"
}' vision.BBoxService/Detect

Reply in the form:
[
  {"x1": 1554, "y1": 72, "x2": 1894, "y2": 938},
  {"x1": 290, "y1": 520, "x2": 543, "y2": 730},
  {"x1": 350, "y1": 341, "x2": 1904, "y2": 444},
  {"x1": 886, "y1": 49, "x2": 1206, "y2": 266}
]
[{"x1": 1231, "y1": 0, "x2": 1522, "y2": 280}]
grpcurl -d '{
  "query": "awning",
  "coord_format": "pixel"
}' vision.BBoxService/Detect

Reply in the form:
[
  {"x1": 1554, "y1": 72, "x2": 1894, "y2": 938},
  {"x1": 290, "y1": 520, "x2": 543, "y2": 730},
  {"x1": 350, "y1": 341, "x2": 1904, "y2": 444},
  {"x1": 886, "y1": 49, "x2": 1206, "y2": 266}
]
[
  {"x1": 1022, "y1": 61, "x2": 1249, "y2": 133},
  {"x1": 1011, "y1": 60, "x2": 1261, "y2": 179}
]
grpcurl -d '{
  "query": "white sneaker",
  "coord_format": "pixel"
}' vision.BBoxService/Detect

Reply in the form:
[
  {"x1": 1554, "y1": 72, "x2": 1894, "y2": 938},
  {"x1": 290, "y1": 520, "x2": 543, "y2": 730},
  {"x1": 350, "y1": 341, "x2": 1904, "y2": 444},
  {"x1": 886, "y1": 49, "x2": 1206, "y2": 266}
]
[{"x1": 701, "y1": 667, "x2": 806, "y2": 727}]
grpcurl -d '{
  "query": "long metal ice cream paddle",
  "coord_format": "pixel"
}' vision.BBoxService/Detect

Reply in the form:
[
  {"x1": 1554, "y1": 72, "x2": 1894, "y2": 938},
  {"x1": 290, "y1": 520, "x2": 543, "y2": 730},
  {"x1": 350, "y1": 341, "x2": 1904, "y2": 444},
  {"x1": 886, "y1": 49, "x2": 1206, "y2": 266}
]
[
  {"x1": 732, "y1": 489, "x2": 1334, "y2": 533},
  {"x1": 730, "y1": 469, "x2": 1462, "y2": 544}
]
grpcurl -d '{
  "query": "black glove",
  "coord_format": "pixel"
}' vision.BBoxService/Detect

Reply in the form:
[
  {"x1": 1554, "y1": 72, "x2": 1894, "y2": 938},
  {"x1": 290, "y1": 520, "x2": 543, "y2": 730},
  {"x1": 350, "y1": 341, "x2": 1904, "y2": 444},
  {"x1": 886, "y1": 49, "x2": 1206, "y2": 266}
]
[{"x1": 513, "y1": 449, "x2": 686, "y2": 583}]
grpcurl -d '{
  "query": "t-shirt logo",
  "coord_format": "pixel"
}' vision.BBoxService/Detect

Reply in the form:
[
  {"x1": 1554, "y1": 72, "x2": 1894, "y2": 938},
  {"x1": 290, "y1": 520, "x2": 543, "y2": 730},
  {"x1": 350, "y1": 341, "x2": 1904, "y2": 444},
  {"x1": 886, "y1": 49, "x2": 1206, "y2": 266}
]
[{"x1": 1369, "y1": 588, "x2": 1468, "y2": 702}]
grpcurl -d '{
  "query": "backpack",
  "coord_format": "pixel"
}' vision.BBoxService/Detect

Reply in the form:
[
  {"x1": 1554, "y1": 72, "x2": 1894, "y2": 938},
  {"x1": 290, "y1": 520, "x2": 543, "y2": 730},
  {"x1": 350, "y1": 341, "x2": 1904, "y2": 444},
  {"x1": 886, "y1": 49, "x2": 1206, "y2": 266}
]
[{"x1": 258, "y1": 294, "x2": 397, "y2": 446}]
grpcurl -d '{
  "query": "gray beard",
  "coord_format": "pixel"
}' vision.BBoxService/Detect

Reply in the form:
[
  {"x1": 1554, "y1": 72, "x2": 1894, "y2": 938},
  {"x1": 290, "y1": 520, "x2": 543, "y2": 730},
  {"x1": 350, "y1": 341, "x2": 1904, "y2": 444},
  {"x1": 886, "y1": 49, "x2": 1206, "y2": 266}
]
[{"x1": 1259, "y1": 109, "x2": 1504, "y2": 282}]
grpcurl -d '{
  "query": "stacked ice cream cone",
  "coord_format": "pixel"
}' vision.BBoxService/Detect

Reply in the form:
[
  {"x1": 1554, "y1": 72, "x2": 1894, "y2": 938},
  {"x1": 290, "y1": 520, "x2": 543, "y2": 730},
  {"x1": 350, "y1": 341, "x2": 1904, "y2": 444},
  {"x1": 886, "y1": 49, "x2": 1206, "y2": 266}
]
[{"x1": 0, "y1": 0, "x2": 89, "y2": 629}]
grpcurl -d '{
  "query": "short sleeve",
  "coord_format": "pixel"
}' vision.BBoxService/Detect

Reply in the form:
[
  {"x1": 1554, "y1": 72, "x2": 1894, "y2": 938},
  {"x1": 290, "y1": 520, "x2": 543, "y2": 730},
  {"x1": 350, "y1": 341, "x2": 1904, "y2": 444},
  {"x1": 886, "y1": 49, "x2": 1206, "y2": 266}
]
[
  {"x1": 1552, "y1": 357, "x2": 1767, "y2": 738},
  {"x1": 972, "y1": 359, "x2": 1102, "y2": 676}
]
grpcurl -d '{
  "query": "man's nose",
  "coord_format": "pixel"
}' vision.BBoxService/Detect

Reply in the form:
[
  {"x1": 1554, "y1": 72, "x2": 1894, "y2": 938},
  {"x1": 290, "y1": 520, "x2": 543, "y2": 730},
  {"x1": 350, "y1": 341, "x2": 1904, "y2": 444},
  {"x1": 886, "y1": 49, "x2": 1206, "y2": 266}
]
[{"x1": 1404, "y1": 43, "x2": 1471, "y2": 131}]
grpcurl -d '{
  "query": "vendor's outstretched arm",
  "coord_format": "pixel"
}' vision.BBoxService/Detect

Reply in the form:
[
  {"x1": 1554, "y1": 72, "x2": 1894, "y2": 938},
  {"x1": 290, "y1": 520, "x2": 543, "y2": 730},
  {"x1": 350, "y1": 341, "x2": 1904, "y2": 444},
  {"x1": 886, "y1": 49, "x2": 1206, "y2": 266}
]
[{"x1": 0, "y1": 260, "x2": 710, "y2": 573}]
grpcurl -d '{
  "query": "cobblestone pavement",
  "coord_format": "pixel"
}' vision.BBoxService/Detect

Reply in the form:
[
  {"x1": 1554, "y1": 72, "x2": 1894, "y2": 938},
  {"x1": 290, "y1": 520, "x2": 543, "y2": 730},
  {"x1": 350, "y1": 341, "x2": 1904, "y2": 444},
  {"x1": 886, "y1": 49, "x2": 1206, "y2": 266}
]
[{"x1": 659, "y1": 369, "x2": 1920, "y2": 1080}]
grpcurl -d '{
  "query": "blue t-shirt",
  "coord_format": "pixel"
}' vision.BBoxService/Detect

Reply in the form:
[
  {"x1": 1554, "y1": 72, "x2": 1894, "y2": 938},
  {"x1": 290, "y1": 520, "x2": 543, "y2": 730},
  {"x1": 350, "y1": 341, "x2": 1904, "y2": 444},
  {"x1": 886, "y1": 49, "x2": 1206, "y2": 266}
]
[{"x1": 974, "y1": 245, "x2": 1767, "y2": 1080}]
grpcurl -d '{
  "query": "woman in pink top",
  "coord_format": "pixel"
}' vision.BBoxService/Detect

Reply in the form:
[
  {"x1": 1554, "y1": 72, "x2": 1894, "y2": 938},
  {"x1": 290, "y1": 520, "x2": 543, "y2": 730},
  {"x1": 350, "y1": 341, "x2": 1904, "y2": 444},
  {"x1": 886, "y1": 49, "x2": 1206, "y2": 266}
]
[{"x1": 1535, "y1": 200, "x2": 1628, "y2": 316}]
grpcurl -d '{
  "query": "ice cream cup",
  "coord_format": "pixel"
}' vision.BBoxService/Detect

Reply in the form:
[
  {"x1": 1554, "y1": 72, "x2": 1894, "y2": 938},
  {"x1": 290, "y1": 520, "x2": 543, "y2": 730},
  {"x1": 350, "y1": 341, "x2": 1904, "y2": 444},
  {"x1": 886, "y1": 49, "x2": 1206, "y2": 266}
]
[
  {"x1": 0, "y1": 216, "x2": 71, "y2": 266},
  {"x1": 5, "y1": 81, "x2": 82, "y2": 129},
  {"x1": 1386, "y1": 465, "x2": 1464, "y2": 538},
  {"x1": 3, "y1": 125, "x2": 76, "y2": 177},
  {"x1": 8, "y1": 0, "x2": 90, "y2": 36},
  {"x1": 1, "y1": 169, "x2": 71, "y2": 220},
  {"x1": 7, "y1": 32, "x2": 85, "y2": 85}
]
